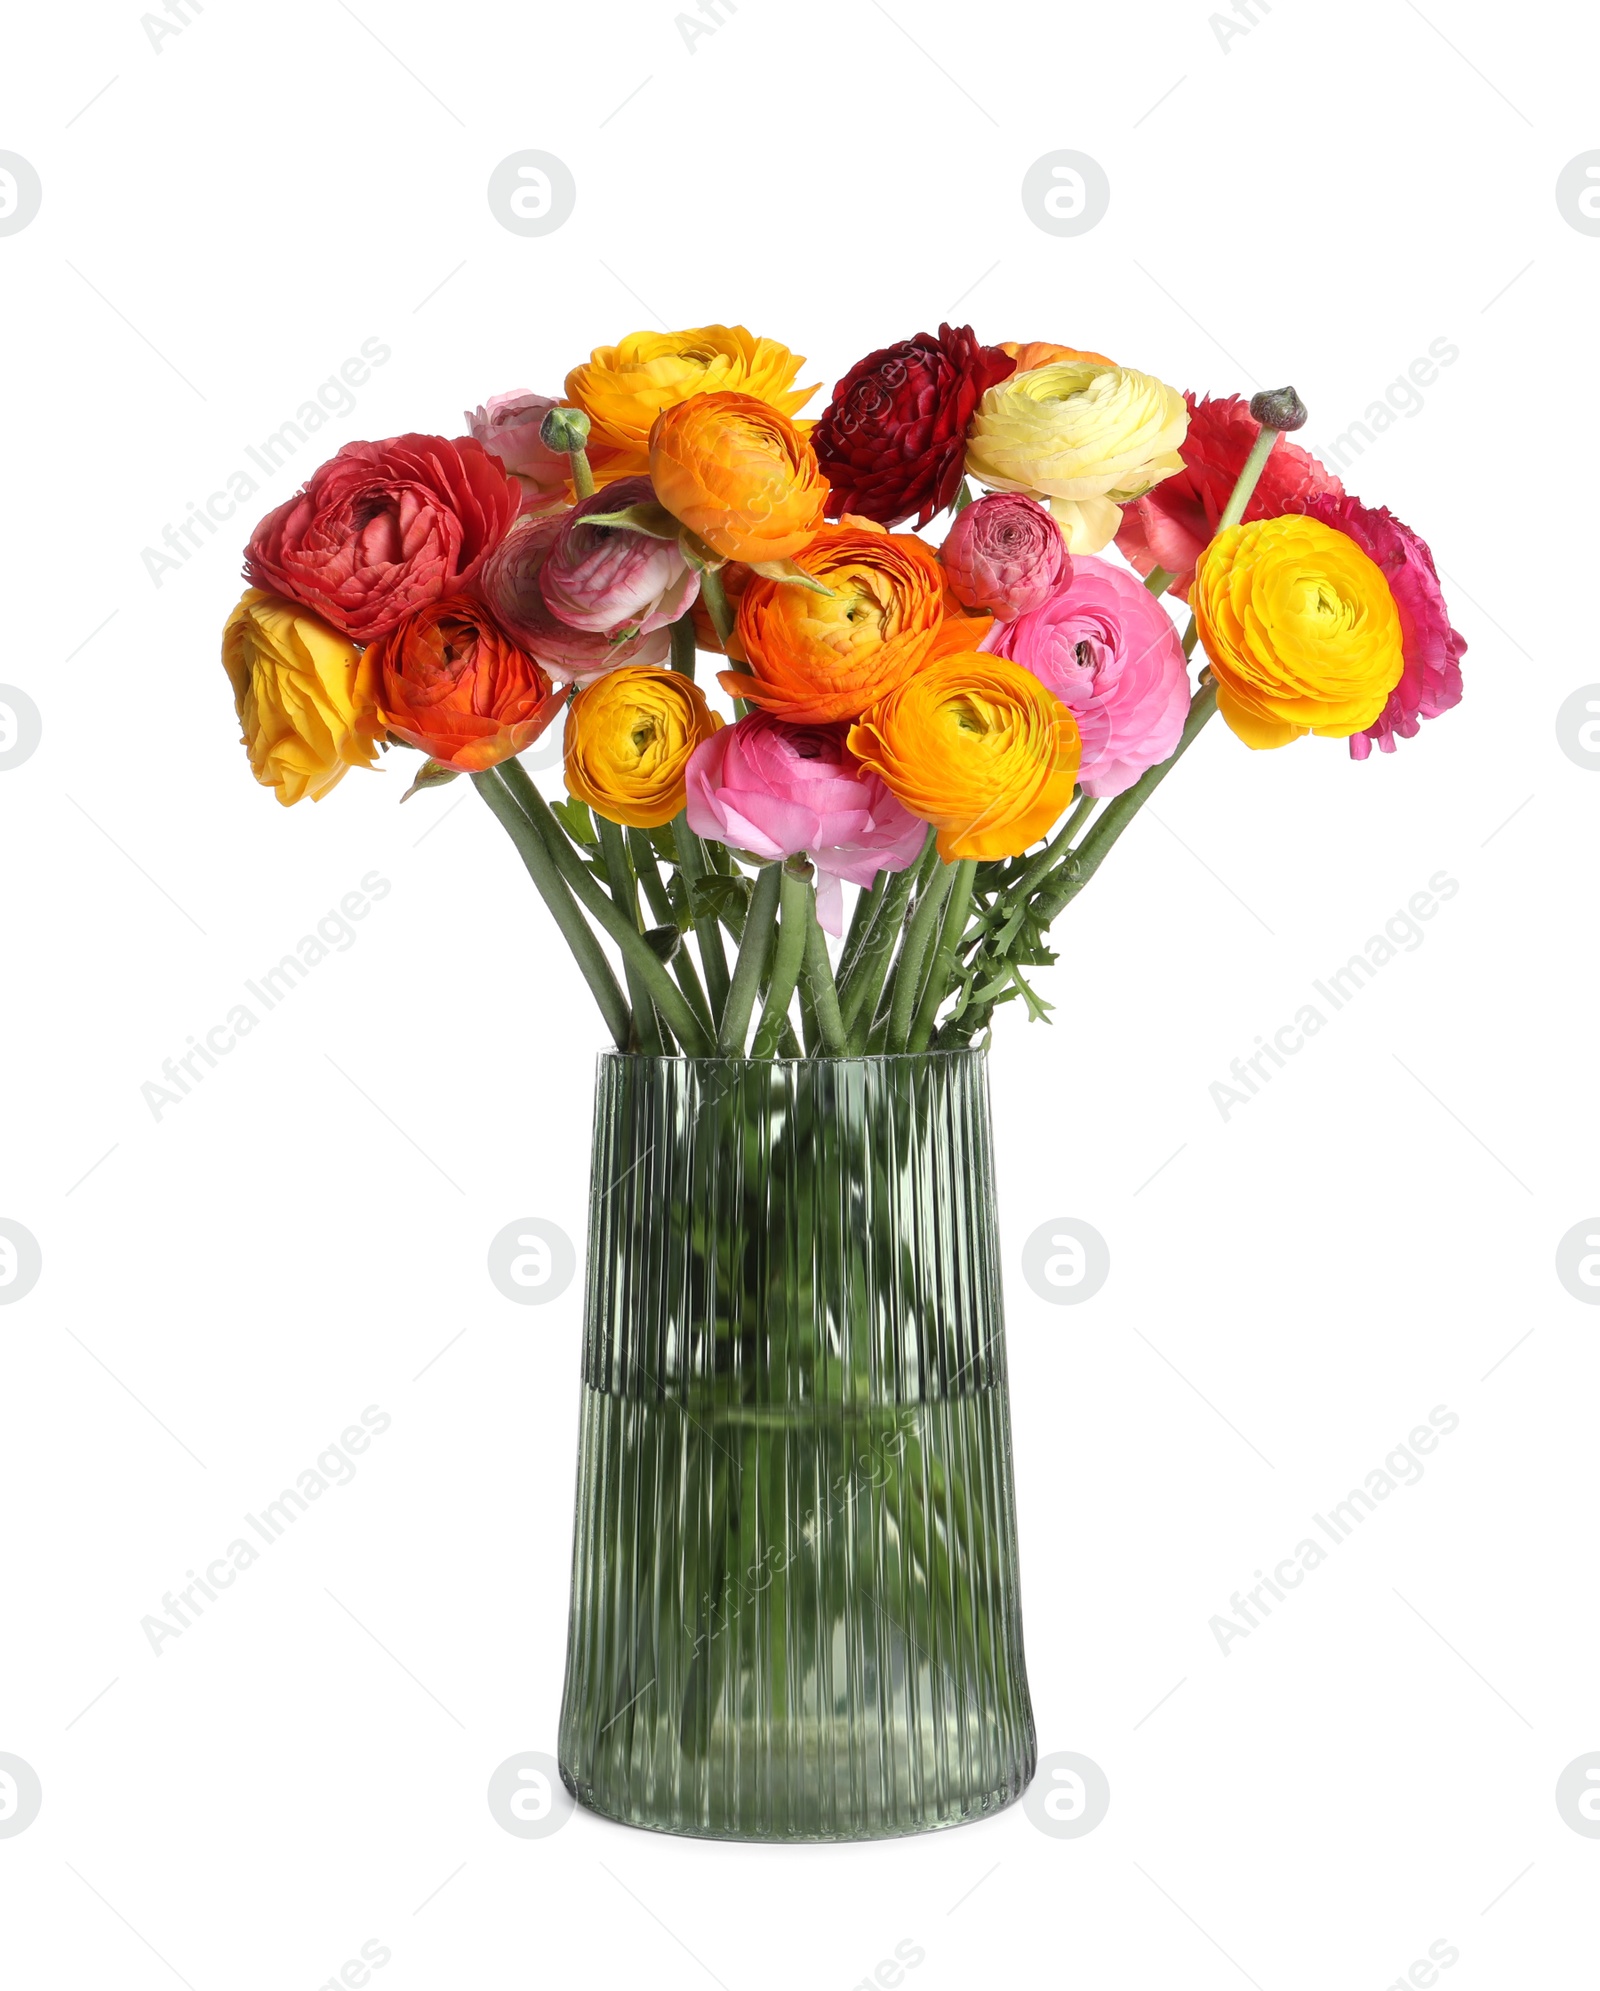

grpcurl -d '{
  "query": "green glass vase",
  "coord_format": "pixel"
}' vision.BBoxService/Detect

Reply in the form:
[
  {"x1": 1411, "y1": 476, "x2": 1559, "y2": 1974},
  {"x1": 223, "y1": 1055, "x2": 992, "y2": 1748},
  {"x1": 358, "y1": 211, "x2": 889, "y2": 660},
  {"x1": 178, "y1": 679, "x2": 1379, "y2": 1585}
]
[{"x1": 557, "y1": 1048, "x2": 1036, "y2": 1841}]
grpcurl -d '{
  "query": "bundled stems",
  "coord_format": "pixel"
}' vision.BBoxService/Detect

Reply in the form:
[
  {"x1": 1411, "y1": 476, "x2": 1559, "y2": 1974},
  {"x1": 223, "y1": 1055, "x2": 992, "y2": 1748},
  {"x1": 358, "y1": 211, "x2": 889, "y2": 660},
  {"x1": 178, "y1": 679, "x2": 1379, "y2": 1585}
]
[
  {"x1": 670, "y1": 812, "x2": 731, "y2": 1019},
  {"x1": 838, "y1": 832, "x2": 936, "y2": 1048},
  {"x1": 470, "y1": 770, "x2": 632, "y2": 1050},
  {"x1": 800, "y1": 902, "x2": 848, "y2": 1056},
  {"x1": 718, "y1": 861, "x2": 782, "y2": 1055},
  {"x1": 751, "y1": 863, "x2": 813, "y2": 1059},
  {"x1": 885, "y1": 857, "x2": 955, "y2": 1053},
  {"x1": 908, "y1": 859, "x2": 977, "y2": 1053}
]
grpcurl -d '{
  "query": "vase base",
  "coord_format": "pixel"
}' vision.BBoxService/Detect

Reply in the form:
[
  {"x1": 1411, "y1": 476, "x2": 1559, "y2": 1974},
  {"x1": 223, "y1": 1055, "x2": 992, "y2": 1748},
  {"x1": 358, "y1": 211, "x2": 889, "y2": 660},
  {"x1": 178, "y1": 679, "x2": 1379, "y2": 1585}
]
[{"x1": 560, "y1": 1763, "x2": 1035, "y2": 1844}]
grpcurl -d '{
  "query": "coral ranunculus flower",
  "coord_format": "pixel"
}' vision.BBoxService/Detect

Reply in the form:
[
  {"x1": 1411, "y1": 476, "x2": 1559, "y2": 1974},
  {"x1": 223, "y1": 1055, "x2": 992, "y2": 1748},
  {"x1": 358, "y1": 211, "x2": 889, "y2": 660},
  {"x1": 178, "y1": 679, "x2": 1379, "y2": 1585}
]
[
  {"x1": 1192, "y1": 516, "x2": 1405, "y2": 750},
  {"x1": 245, "y1": 434, "x2": 520, "y2": 644},
  {"x1": 649, "y1": 391, "x2": 828, "y2": 565},
  {"x1": 966, "y1": 360, "x2": 1189, "y2": 555},
  {"x1": 726, "y1": 522, "x2": 948, "y2": 725},
  {"x1": 563, "y1": 663, "x2": 722, "y2": 829},
  {"x1": 811, "y1": 323, "x2": 1015, "y2": 529},
  {"x1": 847, "y1": 652, "x2": 1080, "y2": 860},
  {"x1": 1300, "y1": 494, "x2": 1466, "y2": 759},
  {"x1": 372, "y1": 596, "x2": 564, "y2": 772},
  {"x1": 222, "y1": 588, "x2": 381, "y2": 806},
  {"x1": 1115, "y1": 394, "x2": 1345, "y2": 599},
  {"x1": 565, "y1": 325, "x2": 817, "y2": 480}
]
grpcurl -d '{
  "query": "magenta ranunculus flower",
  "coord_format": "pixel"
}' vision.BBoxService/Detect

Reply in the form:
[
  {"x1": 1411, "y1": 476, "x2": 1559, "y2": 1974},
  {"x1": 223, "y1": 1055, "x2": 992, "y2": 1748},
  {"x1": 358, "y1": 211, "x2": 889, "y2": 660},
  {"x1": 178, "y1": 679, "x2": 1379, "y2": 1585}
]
[
  {"x1": 983, "y1": 556, "x2": 1190, "y2": 798},
  {"x1": 539, "y1": 476, "x2": 699, "y2": 638},
  {"x1": 465, "y1": 390, "x2": 570, "y2": 515},
  {"x1": 684, "y1": 715, "x2": 926, "y2": 933},
  {"x1": 477, "y1": 512, "x2": 670, "y2": 686},
  {"x1": 1297, "y1": 493, "x2": 1466, "y2": 759},
  {"x1": 939, "y1": 492, "x2": 1071, "y2": 620}
]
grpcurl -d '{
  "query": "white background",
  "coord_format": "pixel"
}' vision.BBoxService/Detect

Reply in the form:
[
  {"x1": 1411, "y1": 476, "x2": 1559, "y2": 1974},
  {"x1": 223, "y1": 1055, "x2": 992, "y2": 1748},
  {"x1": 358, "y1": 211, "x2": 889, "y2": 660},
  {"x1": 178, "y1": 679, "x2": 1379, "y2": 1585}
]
[{"x1": 3, "y1": 0, "x2": 1596, "y2": 1984}]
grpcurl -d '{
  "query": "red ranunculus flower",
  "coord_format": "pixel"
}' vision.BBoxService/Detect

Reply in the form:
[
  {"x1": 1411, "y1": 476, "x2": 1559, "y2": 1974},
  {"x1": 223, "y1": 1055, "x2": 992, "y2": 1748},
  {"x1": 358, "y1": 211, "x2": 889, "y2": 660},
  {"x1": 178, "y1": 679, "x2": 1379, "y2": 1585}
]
[
  {"x1": 812, "y1": 324, "x2": 1015, "y2": 529},
  {"x1": 371, "y1": 595, "x2": 563, "y2": 772},
  {"x1": 1115, "y1": 394, "x2": 1343, "y2": 600},
  {"x1": 246, "y1": 434, "x2": 520, "y2": 644}
]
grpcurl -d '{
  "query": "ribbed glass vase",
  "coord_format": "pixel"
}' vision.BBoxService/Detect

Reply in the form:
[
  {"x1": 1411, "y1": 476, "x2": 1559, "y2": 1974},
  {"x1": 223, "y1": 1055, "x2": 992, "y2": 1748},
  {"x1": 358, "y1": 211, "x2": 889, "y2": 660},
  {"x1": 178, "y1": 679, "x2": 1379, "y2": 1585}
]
[{"x1": 557, "y1": 1048, "x2": 1036, "y2": 1841}]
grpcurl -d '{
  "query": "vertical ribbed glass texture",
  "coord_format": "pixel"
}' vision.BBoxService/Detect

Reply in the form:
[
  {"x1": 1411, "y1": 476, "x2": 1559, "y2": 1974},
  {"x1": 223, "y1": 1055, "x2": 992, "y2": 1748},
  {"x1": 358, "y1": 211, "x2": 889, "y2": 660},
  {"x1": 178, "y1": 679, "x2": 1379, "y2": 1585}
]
[{"x1": 558, "y1": 1049, "x2": 1036, "y2": 1840}]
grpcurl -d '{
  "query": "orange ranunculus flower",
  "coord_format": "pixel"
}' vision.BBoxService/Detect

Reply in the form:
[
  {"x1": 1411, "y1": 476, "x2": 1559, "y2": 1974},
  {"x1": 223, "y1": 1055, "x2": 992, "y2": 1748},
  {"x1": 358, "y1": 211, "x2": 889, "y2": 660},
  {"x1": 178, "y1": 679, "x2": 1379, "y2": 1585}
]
[
  {"x1": 847, "y1": 651, "x2": 1080, "y2": 860},
  {"x1": 649, "y1": 392, "x2": 828, "y2": 566},
  {"x1": 372, "y1": 596, "x2": 564, "y2": 772},
  {"x1": 566, "y1": 326, "x2": 817, "y2": 479},
  {"x1": 222, "y1": 588, "x2": 382, "y2": 806},
  {"x1": 723, "y1": 522, "x2": 951, "y2": 725},
  {"x1": 564, "y1": 663, "x2": 722, "y2": 828},
  {"x1": 1001, "y1": 340, "x2": 1117, "y2": 370}
]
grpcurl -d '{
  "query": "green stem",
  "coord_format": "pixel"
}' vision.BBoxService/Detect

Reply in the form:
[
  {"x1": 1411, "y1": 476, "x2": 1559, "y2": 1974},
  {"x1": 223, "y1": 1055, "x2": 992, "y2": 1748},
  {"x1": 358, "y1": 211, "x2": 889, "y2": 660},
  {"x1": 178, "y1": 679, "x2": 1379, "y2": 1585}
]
[
  {"x1": 908, "y1": 859, "x2": 977, "y2": 1053},
  {"x1": 838, "y1": 871, "x2": 886, "y2": 986},
  {"x1": 1144, "y1": 564, "x2": 1175, "y2": 598},
  {"x1": 569, "y1": 447, "x2": 595, "y2": 500},
  {"x1": 886, "y1": 860, "x2": 955, "y2": 1054},
  {"x1": 628, "y1": 828, "x2": 674, "y2": 925},
  {"x1": 470, "y1": 770, "x2": 631, "y2": 1050},
  {"x1": 497, "y1": 758, "x2": 713, "y2": 1055},
  {"x1": 751, "y1": 864, "x2": 811, "y2": 1059},
  {"x1": 597, "y1": 816, "x2": 664, "y2": 1055},
  {"x1": 1004, "y1": 793, "x2": 1097, "y2": 910},
  {"x1": 840, "y1": 834, "x2": 936, "y2": 1050},
  {"x1": 699, "y1": 567, "x2": 735, "y2": 647},
  {"x1": 670, "y1": 811, "x2": 731, "y2": 1022},
  {"x1": 1033, "y1": 684, "x2": 1219, "y2": 924},
  {"x1": 800, "y1": 900, "x2": 847, "y2": 1057},
  {"x1": 718, "y1": 862, "x2": 781, "y2": 1056},
  {"x1": 670, "y1": 608, "x2": 697, "y2": 681},
  {"x1": 1216, "y1": 425, "x2": 1281, "y2": 533}
]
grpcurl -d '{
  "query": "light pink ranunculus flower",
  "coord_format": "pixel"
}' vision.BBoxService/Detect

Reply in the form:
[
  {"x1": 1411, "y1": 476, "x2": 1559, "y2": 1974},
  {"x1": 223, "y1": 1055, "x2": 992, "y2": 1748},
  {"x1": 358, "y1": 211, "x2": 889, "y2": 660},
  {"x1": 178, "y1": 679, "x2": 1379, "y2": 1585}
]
[
  {"x1": 539, "y1": 477, "x2": 699, "y2": 638},
  {"x1": 477, "y1": 512, "x2": 670, "y2": 686},
  {"x1": 983, "y1": 555, "x2": 1190, "y2": 798},
  {"x1": 939, "y1": 491, "x2": 1071, "y2": 620},
  {"x1": 684, "y1": 714, "x2": 926, "y2": 933},
  {"x1": 465, "y1": 391, "x2": 570, "y2": 515}
]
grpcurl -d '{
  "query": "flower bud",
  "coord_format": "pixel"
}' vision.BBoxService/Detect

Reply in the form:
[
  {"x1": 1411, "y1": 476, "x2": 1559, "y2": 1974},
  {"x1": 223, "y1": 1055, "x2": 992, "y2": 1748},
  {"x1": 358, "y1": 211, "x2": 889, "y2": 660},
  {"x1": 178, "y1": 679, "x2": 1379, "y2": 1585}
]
[
  {"x1": 540, "y1": 405, "x2": 592, "y2": 454},
  {"x1": 1248, "y1": 386, "x2": 1308, "y2": 432}
]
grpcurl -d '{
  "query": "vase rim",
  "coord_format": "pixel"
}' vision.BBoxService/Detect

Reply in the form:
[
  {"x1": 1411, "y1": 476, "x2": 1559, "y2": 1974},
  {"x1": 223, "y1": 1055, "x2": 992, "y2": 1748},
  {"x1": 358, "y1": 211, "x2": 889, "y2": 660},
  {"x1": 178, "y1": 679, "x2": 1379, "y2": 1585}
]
[{"x1": 595, "y1": 1048, "x2": 986, "y2": 1068}]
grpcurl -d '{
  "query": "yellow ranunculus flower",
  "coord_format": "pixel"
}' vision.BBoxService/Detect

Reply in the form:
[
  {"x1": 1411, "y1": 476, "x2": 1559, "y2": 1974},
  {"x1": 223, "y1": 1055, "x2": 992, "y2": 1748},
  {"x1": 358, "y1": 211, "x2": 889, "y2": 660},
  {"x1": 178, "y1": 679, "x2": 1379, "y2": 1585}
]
[
  {"x1": 847, "y1": 651, "x2": 1080, "y2": 860},
  {"x1": 1192, "y1": 516, "x2": 1406, "y2": 749},
  {"x1": 222, "y1": 588, "x2": 381, "y2": 805},
  {"x1": 965, "y1": 360, "x2": 1188, "y2": 554},
  {"x1": 565, "y1": 326, "x2": 817, "y2": 479},
  {"x1": 564, "y1": 664, "x2": 723, "y2": 828}
]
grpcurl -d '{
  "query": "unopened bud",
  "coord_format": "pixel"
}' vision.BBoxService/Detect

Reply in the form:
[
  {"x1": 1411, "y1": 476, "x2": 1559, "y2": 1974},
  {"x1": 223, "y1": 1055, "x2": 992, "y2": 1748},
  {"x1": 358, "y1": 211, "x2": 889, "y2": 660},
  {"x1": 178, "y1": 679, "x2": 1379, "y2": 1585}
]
[
  {"x1": 540, "y1": 405, "x2": 592, "y2": 454},
  {"x1": 1248, "y1": 386, "x2": 1308, "y2": 432}
]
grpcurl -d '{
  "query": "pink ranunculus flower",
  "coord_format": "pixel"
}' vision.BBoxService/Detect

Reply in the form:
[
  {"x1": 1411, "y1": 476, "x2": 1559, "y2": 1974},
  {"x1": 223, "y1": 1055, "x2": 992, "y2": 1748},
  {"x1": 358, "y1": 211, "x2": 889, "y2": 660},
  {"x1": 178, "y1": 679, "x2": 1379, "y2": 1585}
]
[
  {"x1": 539, "y1": 476, "x2": 700, "y2": 638},
  {"x1": 684, "y1": 714, "x2": 926, "y2": 933},
  {"x1": 1297, "y1": 493, "x2": 1466, "y2": 759},
  {"x1": 983, "y1": 555, "x2": 1190, "y2": 798},
  {"x1": 465, "y1": 390, "x2": 571, "y2": 515},
  {"x1": 939, "y1": 491, "x2": 1072, "y2": 620},
  {"x1": 477, "y1": 512, "x2": 670, "y2": 686}
]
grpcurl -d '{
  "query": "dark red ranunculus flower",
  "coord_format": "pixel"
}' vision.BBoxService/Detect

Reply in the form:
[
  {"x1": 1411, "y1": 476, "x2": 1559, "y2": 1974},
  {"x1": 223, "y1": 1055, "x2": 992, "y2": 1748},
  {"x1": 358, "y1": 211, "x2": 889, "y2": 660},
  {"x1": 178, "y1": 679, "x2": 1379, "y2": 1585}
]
[
  {"x1": 812, "y1": 324, "x2": 1015, "y2": 529},
  {"x1": 246, "y1": 434, "x2": 520, "y2": 643},
  {"x1": 1298, "y1": 493, "x2": 1466, "y2": 759},
  {"x1": 1115, "y1": 394, "x2": 1344, "y2": 600}
]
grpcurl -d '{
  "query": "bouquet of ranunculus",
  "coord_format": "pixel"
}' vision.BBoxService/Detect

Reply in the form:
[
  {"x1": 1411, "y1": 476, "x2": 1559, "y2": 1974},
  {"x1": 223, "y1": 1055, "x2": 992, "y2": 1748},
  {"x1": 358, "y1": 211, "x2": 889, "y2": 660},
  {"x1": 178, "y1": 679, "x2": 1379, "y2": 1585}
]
[{"x1": 220, "y1": 322, "x2": 1464, "y2": 1058}]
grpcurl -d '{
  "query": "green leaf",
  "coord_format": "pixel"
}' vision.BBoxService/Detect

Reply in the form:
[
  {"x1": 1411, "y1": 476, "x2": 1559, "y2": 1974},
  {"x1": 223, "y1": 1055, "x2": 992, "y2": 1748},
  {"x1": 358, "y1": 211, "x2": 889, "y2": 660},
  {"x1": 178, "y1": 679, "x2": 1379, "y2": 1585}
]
[
  {"x1": 399, "y1": 758, "x2": 461, "y2": 803},
  {"x1": 744, "y1": 557, "x2": 835, "y2": 597},
  {"x1": 688, "y1": 873, "x2": 752, "y2": 923},
  {"x1": 577, "y1": 500, "x2": 680, "y2": 539},
  {"x1": 642, "y1": 924, "x2": 681, "y2": 964},
  {"x1": 550, "y1": 796, "x2": 600, "y2": 846}
]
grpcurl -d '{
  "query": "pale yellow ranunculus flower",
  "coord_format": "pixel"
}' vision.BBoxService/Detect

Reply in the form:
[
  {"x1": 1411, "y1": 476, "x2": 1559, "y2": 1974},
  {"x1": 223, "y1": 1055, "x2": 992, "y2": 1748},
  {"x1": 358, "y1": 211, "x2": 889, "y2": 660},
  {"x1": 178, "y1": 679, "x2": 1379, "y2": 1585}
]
[
  {"x1": 222, "y1": 588, "x2": 381, "y2": 805},
  {"x1": 965, "y1": 360, "x2": 1189, "y2": 554}
]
